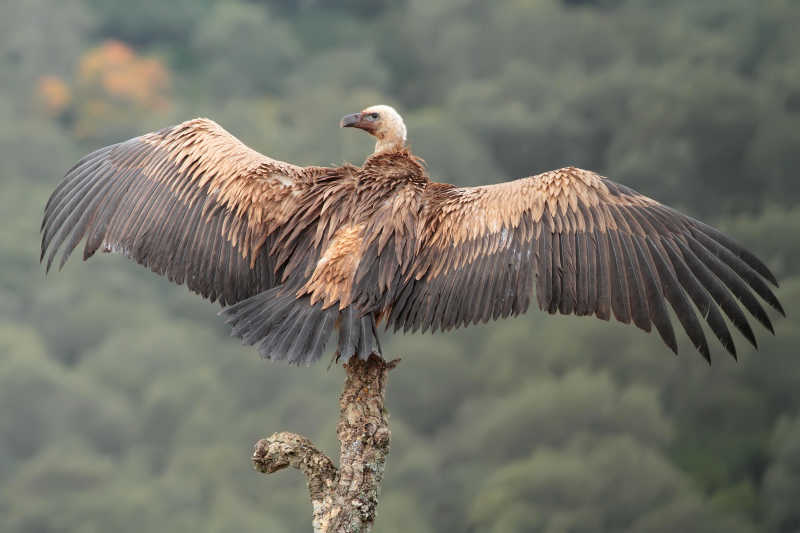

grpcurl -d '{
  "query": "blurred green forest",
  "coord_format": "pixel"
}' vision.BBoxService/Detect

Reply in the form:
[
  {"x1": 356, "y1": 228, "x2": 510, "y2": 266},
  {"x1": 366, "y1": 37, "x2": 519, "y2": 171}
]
[{"x1": 1, "y1": 0, "x2": 799, "y2": 531}]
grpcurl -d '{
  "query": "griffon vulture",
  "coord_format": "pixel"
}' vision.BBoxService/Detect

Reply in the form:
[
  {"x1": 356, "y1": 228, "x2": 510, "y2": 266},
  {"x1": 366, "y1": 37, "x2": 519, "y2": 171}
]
[{"x1": 41, "y1": 105, "x2": 784, "y2": 365}]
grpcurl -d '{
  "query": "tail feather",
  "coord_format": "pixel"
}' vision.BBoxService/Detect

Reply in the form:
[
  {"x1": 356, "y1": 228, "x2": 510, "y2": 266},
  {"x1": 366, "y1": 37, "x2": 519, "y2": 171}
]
[
  {"x1": 290, "y1": 312, "x2": 326, "y2": 364},
  {"x1": 337, "y1": 307, "x2": 358, "y2": 360},
  {"x1": 306, "y1": 313, "x2": 335, "y2": 366},
  {"x1": 337, "y1": 307, "x2": 382, "y2": 361},
  {"x1": 220, "y1": 287, "x2": 381, "y2": 365}
]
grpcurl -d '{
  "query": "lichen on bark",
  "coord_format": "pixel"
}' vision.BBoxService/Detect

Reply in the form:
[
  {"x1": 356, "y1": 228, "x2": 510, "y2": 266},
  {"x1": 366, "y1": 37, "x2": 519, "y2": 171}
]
[{"x1": 252, "y1": 354, "x2": 398, "y2": 533}]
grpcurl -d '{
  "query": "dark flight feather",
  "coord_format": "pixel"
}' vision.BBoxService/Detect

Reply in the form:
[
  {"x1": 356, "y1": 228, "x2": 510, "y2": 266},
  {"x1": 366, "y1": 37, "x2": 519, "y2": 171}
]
[{"x1": 42, "y1": 115, "x2": 783, "y2": 364}]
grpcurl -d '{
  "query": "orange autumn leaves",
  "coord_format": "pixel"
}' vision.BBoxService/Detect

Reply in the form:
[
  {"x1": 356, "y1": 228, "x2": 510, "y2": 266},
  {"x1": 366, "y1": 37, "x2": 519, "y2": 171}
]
[
  {"x1": 36, "y1": 40, "x2": 171, "y2": 139},
  {"x1": 78, "y1": 40, "x2": 170, "y2": 110},
  {"x1": 36, "y1": 76, "x2": 72, "y2": 117}
]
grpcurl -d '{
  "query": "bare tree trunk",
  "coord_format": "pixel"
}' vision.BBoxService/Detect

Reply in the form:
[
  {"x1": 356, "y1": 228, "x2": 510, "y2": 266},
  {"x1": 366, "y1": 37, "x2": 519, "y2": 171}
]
[{"x1": 252, "y1": 354, "x2": 397, "y2": 533}]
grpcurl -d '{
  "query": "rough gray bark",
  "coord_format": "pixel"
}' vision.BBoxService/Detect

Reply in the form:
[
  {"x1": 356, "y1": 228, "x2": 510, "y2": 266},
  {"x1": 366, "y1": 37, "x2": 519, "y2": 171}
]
[{"x1": 252, "y1": 354, "x2": 397, "y2": 533}]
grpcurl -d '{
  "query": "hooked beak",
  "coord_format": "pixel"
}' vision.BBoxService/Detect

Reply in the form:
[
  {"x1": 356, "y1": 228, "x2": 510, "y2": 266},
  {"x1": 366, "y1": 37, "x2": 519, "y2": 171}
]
[{"x1": 339, "y1": 112, "x2": 362, "y2": 128}]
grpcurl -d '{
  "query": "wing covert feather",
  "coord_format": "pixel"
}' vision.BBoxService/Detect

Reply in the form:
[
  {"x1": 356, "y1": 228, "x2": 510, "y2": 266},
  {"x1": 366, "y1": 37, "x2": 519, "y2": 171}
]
[
  {"x1": 41, "y1": 118, "x2": 323, "y2": 305},
  {"x1": 391, "y1": 167, "x2": 782, "y2": 361}
]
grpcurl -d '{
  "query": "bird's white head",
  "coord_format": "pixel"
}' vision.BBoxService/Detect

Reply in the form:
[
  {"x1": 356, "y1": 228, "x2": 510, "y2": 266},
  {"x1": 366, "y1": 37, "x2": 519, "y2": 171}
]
[{"x1": 340, "y1": 104, "x2": 407, "y2": 155}]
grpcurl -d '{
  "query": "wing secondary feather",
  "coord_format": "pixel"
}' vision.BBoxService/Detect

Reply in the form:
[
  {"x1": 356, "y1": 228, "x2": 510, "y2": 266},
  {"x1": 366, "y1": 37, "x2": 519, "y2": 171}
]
[
  {"x1": 388, "y1": 167, "x2": 783, "y2": 361},
  {"x1": 41, "y1": 118, "x2": 324, "y2": 305}
]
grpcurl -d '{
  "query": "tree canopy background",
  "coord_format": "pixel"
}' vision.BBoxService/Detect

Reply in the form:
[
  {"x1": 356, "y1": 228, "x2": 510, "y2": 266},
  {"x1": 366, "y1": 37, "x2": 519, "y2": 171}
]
[{"x1": 1, "y1": 1, "x2": 799, "y2": 531}]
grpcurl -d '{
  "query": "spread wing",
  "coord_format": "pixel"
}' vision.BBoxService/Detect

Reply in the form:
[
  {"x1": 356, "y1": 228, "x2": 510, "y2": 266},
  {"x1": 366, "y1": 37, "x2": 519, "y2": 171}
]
[
  {"x1": 41, "y1": 118, "x2": 325, "y2": 306},
  {"x1": 389, "y1": 167, "x2": 784, "y2": 361}
]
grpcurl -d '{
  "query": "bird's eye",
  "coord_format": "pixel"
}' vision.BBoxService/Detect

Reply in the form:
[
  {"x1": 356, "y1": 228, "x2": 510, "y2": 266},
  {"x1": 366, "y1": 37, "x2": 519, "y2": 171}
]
[{"x1": 367, "y1": 112, "x2": 379, "y2": 121}]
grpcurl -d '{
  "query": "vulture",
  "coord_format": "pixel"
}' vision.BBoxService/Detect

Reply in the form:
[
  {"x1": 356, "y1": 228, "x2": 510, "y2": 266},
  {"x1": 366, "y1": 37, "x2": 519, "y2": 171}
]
[{"x1": 41, "y1": 104, "x2": 784, "y2": 365}]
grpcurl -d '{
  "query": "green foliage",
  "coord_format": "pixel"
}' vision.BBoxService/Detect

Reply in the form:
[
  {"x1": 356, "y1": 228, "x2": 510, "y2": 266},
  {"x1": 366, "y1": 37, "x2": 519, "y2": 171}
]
[
  {"x1": 87, "y1": 0, "x2": 215, "y2": 48},
  {"x1": 191, "y1": 2, "x2": 300, "y2": 98},
  {"x1": 470, "y1": 436, "x2": 754, "y2": 533},
  {"x1": 764, "y1": 415, "x2": 800, "y2": 532},
  {"x1": 1, "y1": 0, "x2": 798, "y2": 531}
]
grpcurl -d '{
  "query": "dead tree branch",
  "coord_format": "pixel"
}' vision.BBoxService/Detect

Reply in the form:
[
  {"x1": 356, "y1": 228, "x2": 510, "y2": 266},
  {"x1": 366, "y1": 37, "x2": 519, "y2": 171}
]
[{"x1": 252, "y1": 354, "x2": 398, "y2": 532}]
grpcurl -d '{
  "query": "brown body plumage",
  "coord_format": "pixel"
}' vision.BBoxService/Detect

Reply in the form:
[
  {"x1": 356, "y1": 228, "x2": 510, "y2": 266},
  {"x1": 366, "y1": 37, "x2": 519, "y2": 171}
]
[{"x1": 41, "y1": 105, "x2": 784, "y2": 364}]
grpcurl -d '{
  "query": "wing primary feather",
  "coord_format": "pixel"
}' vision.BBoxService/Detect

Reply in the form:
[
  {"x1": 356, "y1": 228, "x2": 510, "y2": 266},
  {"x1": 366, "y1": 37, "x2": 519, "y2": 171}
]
[
  {"x1": 632, "y1": 235, "x2": 677, "y2": 354},
  {"x1": 646, "y1": 238, "x2": 709, "y2": 361},
  {"x1": 687, "y1": 238, "x2": 774, "y2": 334},
  {"x1": 82, "y1": 163, "x2": 143, "y2": 259},
  {"x1": 49, "y1": 168, "x2": 119, "y2": 271},
  {"x1": 43, "y1": 146, "x2": 114, "y2": 221},
  {"x1": 41, "y1": 151, "x2": 114, "y2": 244},
  {"x1": 42, "y1": 153, "x2": 110, "y2": 237},
  {"x1": 626, "y1": 237, "x2": 653, "y2": 331},
  {"x1": 663, "y1": 238, "x2": 737, "y2": 359},
  {"x1": 688, "y1": 217, "x2": 779, "y2": 286},
  {"x1": 690, "y1": 228, "x2": 784, "y2": 316},
  {"x1": 44, "y1": 119, "x2": 307, "y2": 309},
  {"x1": 42, "y1": 163, "x2": 114, "y2": 266},
  {"x1": 676, "y1": 238, "x2": 758, "y2": 348},
  {"x1": 60, "y1": 166, "x2": 136, "y2": 268},
  {"x1": 618, "y1": 230, "x2": 651, "y2": 332}
]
